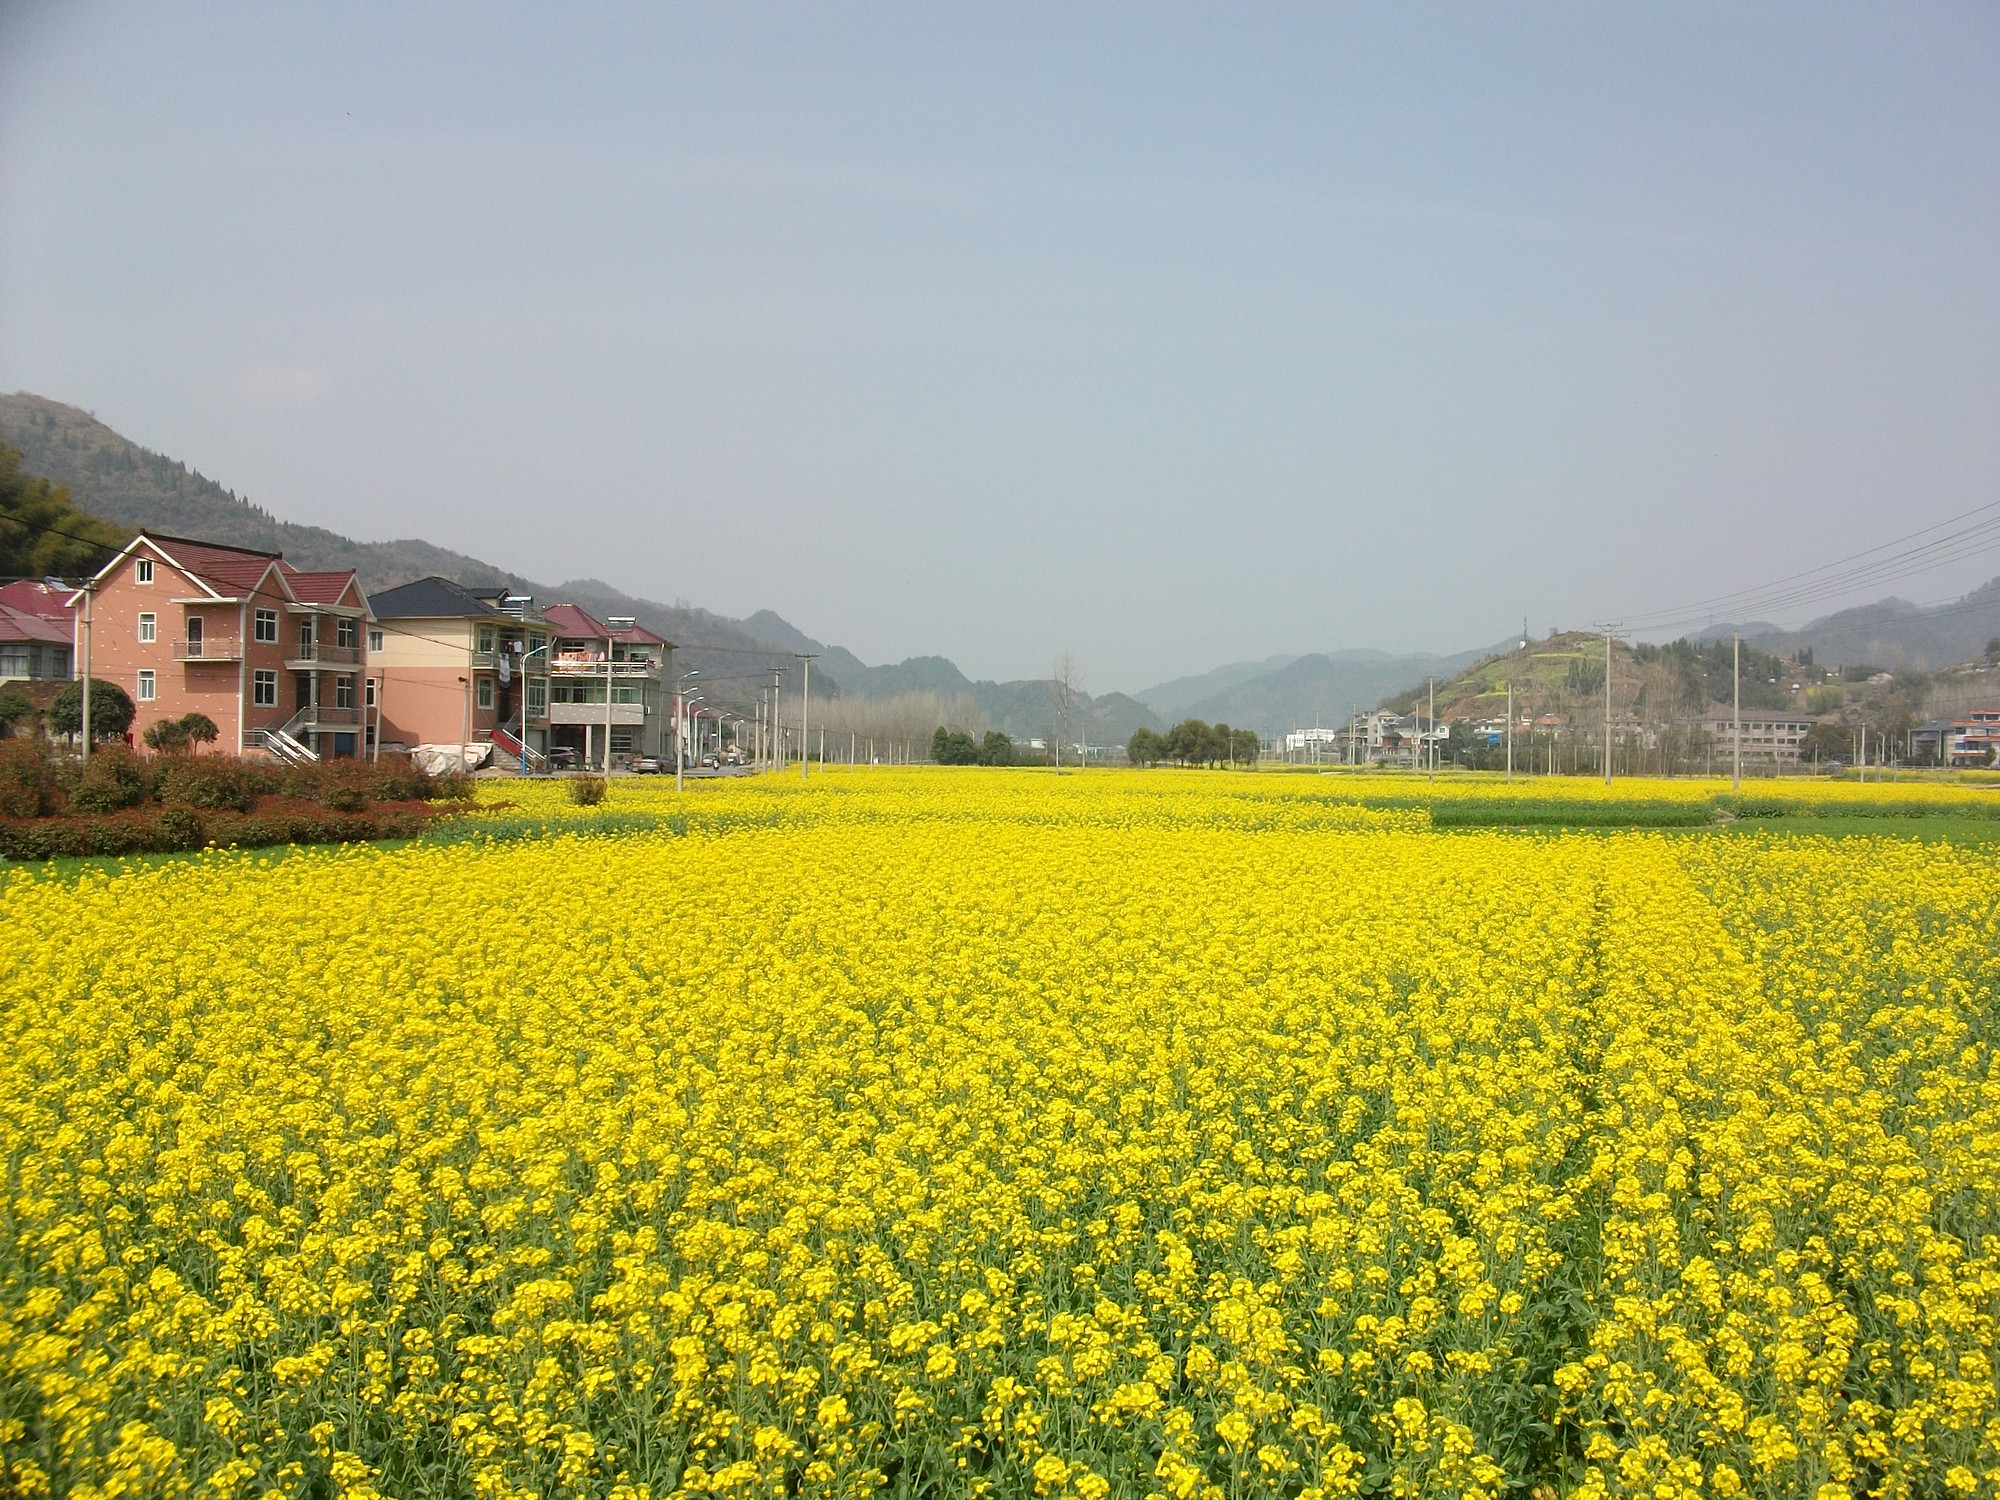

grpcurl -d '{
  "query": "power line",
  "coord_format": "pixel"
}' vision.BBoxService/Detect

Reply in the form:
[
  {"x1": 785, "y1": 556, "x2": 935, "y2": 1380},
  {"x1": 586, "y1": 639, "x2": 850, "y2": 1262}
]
[
  {"x1": 1625, "y1": 496, "x2": 2000, "y2": 632},
  {"x1": 0, "y1": 507, "x2": 125, "y2": 559}
]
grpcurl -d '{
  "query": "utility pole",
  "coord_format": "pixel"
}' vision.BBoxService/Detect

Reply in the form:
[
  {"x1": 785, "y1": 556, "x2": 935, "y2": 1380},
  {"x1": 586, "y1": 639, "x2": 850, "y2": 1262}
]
[
  {"x1": 675, "y1": 669, "x2": 699, "y2": 792},
  {"x1": 1732, "y1": 634, "x2": 1742, "y2": 791},
  {"x1": 796, "y1": 654, "x2": 817, "y2": 780},
  {"x1": 1599, "y1": 623, "x2": 1619, "y2": 786},
  {"x1": 79, "y1": 583, "x2": 93, "y2": 761},
  {"x1": 1428, "y1": 677, "x2": 1435, "y2": 780},
  {"x1": 771, "y1": 668, "x2": 785, "y2": 773},
  {"x1": 1506, "y1": 681, "x2": 1513, "y2": 782}
]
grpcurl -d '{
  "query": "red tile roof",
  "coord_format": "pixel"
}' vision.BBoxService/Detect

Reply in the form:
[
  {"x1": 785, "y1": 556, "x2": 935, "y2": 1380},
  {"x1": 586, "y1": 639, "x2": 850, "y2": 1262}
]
[
  {"x1": 540, "y1": 603, "x2": 608, "y2": 638},
  {"x1": 279, "y1": 561, "x2": 362, "y2": 605},
  {"x1": 145, "y1": 535, "x2": 285, "y2": 596},
  {"x1": 0, "y1": 602, "x2": 70, "y2": 646},
  {"x1": 0, "y1": 579, "x2": 75, "y2": 625},
  {"x1": 540, "y1": 602, "x2": 667, "y2": 646}
]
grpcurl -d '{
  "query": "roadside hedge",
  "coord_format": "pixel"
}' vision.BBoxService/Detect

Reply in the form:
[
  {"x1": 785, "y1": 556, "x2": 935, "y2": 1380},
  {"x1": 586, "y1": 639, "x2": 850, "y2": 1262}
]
[{"x1": 0, "y1": 802, "x2": 436, "y2": 861}]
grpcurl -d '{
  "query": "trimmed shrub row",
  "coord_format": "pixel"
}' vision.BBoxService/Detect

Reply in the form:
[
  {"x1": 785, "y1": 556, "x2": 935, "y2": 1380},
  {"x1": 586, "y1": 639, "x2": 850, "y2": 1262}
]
[
  {"x1": 0, "y1": 742, "x2": 472, "y2": 819},
  {"x1": 0, "y1": 803, "x2": 436, "y2": 862}
]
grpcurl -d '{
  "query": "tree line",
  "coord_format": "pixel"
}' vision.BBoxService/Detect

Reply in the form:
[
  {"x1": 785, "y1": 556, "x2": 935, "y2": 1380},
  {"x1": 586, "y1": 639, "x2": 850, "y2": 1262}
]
[
  {"x1": 930, "y1": 727, "x2": 1014, "y2": 765},
  {"x1": 1127, "y1": 719, "x2": 1260, "y2": 767},
  {"x1": 0, "y1": 443, "x2": 130, "y2": 578}
]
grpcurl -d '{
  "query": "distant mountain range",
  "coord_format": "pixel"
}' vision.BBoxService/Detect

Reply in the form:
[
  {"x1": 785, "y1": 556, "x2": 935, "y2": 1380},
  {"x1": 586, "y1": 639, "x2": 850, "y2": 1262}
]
[
  {"x1": 0, "y1": 392, "x2": 1158, "y2": 737},
  {"x1": 1138, "y1": 646, "x2": 1509, "y2": 732},
  {"x1": 14, "y1": 387, "x2": 1992, "y2": 739},
  {"x1": 1736, "y1": 586, "x2": 2000, "y2": 673}
]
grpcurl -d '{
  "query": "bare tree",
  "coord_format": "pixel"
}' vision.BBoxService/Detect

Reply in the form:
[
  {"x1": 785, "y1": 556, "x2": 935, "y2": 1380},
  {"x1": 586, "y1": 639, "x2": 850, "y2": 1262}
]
[
  {"x1": 813, "y1": 691, "x2": 983, "y2": 762},
  {"x1": 1051, "y1": 650, "x2": 1085, "y2": 767}
]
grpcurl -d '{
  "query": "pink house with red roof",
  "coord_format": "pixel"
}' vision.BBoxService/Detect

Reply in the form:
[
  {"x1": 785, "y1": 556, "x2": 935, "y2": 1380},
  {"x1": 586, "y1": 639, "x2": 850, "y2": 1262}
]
[{"x1": 70, "y1": 533, "x2": 374, "y2": 760}]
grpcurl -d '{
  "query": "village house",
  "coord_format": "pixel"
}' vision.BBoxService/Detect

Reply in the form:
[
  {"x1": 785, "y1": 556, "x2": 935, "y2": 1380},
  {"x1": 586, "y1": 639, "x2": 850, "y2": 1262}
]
[
  {"x1": 1912, "y1": 710, "x2": 2000, "y2": 767},
  {"x1": 0, "y1": 579, "x2": 75, "y2": 686},
  {"x1": 538, "y1": 603, "x2": 672, "y2": 768},
  {"x1": 366, "y1": 577, "x2": 553, "y2": 764},
  {"x1": 70, "y1": 533, "x2": 372, "y2": 760}
]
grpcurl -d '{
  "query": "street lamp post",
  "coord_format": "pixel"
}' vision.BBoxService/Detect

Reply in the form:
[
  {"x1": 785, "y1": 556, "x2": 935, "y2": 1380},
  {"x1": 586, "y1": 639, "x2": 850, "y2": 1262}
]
[
  {"x1": 676, "y1": 670, "x2": 700, "y2": 792},
  {"x1": 514, "y1": 638, "x2": 549, "y2": 774},
  {"x1": 796, "y1": 653, "x2": 817, "y2": 781}
]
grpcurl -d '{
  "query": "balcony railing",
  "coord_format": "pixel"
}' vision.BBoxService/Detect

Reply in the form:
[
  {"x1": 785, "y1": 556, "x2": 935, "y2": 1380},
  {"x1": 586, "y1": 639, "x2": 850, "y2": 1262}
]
[
  {"x1": 548, "y1": 655, "x2": 659, "y2": 677},
  {"x1": 173, "y1": 637, "x2": 243, "y2": 661},
  {"x1": 548, "y1": 702, "x2": 645, "y2": 726},
  {"x1": 286, "y1": 641, "x2": 363, "y2": 666},
  {"x1": 284, "y1": 705, "x2": 364, "y2": 731}
]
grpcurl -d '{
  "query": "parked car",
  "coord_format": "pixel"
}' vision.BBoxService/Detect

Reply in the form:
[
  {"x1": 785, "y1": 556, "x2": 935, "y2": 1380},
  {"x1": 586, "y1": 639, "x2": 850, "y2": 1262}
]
[
  {"x1": 546, "y1": 746, "x2": 579, "y2": 770},
  {"x1": 630, "y1": 755, "x2": 666, "y2": 775},
  {"x1": 701, "y1": 752, "x2": 721, "y2": 768}
]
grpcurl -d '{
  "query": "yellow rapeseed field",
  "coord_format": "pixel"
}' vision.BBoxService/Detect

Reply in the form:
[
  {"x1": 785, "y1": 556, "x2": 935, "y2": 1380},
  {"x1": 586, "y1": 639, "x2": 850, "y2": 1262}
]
[{"x1": 2, "y1": 769, "x2": 1996, "y2": 1500}]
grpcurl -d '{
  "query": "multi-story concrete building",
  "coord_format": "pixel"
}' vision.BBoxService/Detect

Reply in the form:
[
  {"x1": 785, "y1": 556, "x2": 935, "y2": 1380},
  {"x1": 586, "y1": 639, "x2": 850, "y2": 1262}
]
[
  {"x1": 367, "y1": 577, "x2": 553, "y2": 762},
  {"x1": 538, "y1": 604, "x2": 672, "y2": 768},
  {"x1": 68, "y1": 533, "x2": 372, "y2": 759},
  {"x1": 1694, "y1": 714, "x2": 1817, "y2": 769}
]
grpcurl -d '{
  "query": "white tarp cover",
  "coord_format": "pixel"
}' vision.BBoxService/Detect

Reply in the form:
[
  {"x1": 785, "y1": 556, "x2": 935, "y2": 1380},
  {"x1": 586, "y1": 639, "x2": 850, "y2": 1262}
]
[{"x1": 411, "y1": 743, "x2": 492, "y2": 774}]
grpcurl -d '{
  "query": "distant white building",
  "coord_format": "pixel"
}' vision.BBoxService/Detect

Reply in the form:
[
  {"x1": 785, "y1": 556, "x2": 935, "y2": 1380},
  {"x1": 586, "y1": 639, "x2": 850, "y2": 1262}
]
[
  {"x1": 1693, "y1": 715, "x2": 1816, "y2": 767},
  {"x1": 1281, "y1": 726, "x2": 1342, "y2": 753}
]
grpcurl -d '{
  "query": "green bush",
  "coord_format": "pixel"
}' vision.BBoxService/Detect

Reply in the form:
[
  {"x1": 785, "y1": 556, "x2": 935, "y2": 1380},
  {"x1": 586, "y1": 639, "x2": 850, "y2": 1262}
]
[
  {"x1": 0, "y1": 738, "x2": 62, "y2": 818},
  {"x1": 321, "y1": 783, "x2": 368, "y2": 812},
  {"x1": 0, "y1": 687, "x2": 36, "y2": 737},
  {"x1": 428, "y1": 769, "x2": 474, "y2": 802},
  {"x1": 364, "y1": 763, "x2": 429, "y2": 801},
  {"x1": 279, "y1": 764, "x2": 325, "y2": 800},
  {"x1": 567, "y1": 776, "x2": 607, "y2": 807},
  {"x1": 159, "y1": 757, "x2": 257, "y2": 813},
  {"x1": 69, "y1": 745, "x2": 155, "y2": 813},
  {"x1": 156, "y1": 808, "x2": 206, "y2": 851}
]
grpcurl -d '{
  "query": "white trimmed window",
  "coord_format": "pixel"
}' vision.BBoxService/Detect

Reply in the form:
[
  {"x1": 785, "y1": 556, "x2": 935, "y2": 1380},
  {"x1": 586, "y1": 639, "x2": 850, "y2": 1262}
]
[
  {"x1": 253, "y1": 669, "x2": 278, "y2": 706},
  {"x1": 365, "y1": 677, "x2": 377, "y2": 708},
  {"x1": 476, "y1": 676, "x2": 495, "y2": 710},
  {"x1": 137, "y1": 612, "x2": 157, "y2": 643},
  {"x1": 477, "y1": 628, "x2": 497, "y2": 655},
  {"x1": 135, "y1": 558, "x2": 154, "y2": 584},
  {"x1": 254, "y1": 609, "x2": 279, "y2": 643},
  {"x1": 136, "y1": 670, "x2": 156, "y2": 702},
  {"x1": 337, "y1": 617, "x2": 357, "y2": 649},
  {"x1": 368, "y1": 628, "x2": 383, "y2": 653},
  {"x1": 335, "y1": 675, "x2": 355, "y2": 709}
]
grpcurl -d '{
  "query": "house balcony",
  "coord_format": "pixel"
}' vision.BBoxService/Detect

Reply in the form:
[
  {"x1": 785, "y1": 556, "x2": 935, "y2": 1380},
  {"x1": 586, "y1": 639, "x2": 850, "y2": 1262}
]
[
  {"x1": 173, "y1": 637, "x2": 243, "y2": 661},
  {"x1": 285, "y1": 642, "x2": 364, "y2": 670},
  {"x1": 548, "y1": 702, "x2": 645, "y2": 727},
  {"x1": 548, "y1": 656, "x2": 659, "y2": 679},
  {"x1": 284, "y1": 706, "x2": 365, "y2": 731}
]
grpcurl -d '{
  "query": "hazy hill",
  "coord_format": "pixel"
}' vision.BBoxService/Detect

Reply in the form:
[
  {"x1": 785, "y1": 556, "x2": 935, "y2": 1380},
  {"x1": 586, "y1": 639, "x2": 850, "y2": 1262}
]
[
  {"x1": 0, "y1": 392, "x2": 514, "y2": 592},
  {"x1": 1744, "y1": 583, "x2": 2000, "y2": 671},
  {"x1": 1136, "y1": 655, "x2": 1301, "y2": 717},
  {"x1": 737, "y1": 610, "x2": 1163, "y2": 742},
  {"x1": 1182, "y1": 644, "x2": 1506, "y2": 736},
  {"x1": 2, "y1": 390, "x2": 1167, "y2": 731},
  {"x1": 0, "y1": 392, "x2": 849, "y2": 704}
]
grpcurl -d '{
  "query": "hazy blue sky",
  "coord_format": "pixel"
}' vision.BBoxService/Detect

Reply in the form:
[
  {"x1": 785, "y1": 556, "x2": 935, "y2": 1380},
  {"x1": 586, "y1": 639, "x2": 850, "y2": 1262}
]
[{"x1": 3, "y1": 4, "x2": 1996, "y2": 689}]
